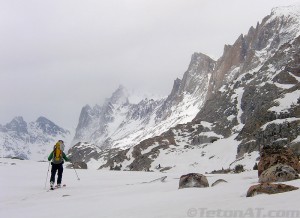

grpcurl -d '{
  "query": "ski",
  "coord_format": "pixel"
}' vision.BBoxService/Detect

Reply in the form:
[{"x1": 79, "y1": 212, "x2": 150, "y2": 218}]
[
  {"x1": 48, "y1": 184, "x2": 66, "y2": 191},
  {"x1": 55, "y1": 184, "x2": 66, "y2": 188}
]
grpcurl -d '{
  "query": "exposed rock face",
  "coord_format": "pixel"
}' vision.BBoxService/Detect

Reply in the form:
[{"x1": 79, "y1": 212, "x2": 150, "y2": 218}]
[
  {"x1": 215, "y1": 6, "x2": 299, "y2": 163},
  {"x1": 258, "y1": 146, "x2": 300, "y2": 176},
  {"x1": 74, "y1": 85, "x2": 129, "y2": 145},
  {"x1": 289, "y1": 141, "x2": 300, "y2": 157},
  {"x1": 259, "y1": 163, "x2": 299, "y2": 183},
  {"x1": 68, "y1": 142, "x2": 123, "y2": 168},
  {"x1": 236, "y1": 43, "x2": 300, "y2": 157},
  {"x1": 196, "y1": 6, "x2": 300, "y2": 155},
  {"x1": 72, "y1": 53, "x2": 215, "y2": 165},
  {"x1": 178, "y1": 173, "x2": 209, "y2": 189},
  {"x1": 67, "y1": 161, "x2": 88, "y2": 169},
  {"x1": 246, "y1": 183, "x2": 299, "y2": 197},
  {"x1": 68, "y1": 142, "x2": 102, "y2": 163},
  {"x1": 0, "y1": 116, "x2": 70, "y2": 160},
  {"x1": 100, "y1": 134, "x2": 176, "y2": 171},
  {"x1": 78, "y1": 6, "x2": 300, "y2": 171},
  {"x1": 157, "y1": 53, "x2": 215, "y2": 120},
  {"x1": 74, "y1": 53, "x2": 215, "y2": 152}
]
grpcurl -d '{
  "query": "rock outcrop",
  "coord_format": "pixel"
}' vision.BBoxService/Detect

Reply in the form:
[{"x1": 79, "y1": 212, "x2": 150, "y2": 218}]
[
  {"x1": 178, "y1": 173, "x2": 209, "y2": 189},
  {"x1": 258, "y1": 163, "x2": 299, "y2": 183},
  {"x1": 246, "y1": 183, "x2": 299, "y2": 197},
  {"x1": 258, "y1": 146, "x2": 300, "y2": 176},
  {"x1": 67, "y1": 161, "x2": 88, "y2": 169}
]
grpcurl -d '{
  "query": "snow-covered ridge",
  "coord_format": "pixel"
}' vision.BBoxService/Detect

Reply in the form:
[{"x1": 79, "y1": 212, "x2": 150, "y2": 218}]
[
  {"x1": 261, "y1": 118, "x2": 300, "y2": 131},
  {"x1": 73, "y1": 52, "x2": 214, "y2": 150},
  {"x1": 269, "y1": 5, "x2": 300, "y2": 41},
  {"x1": 271, "y1": 5, "x2": 300, "y2": 19},
  {"x1": 0, "y1": 116, "x2": 71, "y2": 160},
  {"x1": 97, "y1": 5, "x2": 300, "y2": 172}
]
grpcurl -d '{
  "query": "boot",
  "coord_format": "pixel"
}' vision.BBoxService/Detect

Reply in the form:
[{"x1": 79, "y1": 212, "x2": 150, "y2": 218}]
[{"x1": 50, "y1": 181, "x2": 54, "y2": 189}]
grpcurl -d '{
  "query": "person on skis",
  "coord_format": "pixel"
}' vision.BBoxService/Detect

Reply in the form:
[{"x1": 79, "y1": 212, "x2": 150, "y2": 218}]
[{"x1": 48, "y1": 140, "x2": 70, "y2": 189}]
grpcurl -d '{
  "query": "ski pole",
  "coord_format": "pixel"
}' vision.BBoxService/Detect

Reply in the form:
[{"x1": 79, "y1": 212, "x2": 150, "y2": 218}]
[
  {"x1": 71, "y1": 162, "x2": 80, "y2": 180},
  {"x1": 44, "y1": 162, "x2": 51, "y2": 189}
]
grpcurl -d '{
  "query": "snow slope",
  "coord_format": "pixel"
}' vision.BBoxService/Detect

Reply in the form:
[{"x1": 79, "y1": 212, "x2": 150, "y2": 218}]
[
  {"x1": 1, "y1": 158, "x2": 300, "y2": 218},
  {"x1": 110, "y1": 129, "x2": 259, "y2": 172}
]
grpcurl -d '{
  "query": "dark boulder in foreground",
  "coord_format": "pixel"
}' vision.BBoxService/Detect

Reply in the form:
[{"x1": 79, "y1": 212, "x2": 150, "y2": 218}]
[
  {"x1": 246, "y1": 183, "x2": 299, "y2": 197},
  {"x1": 259, "y1": 163, "x2": 299, "y2": 183},
  {"x1": 258, "y1": 146, "x2": 300, "y2": 176}
]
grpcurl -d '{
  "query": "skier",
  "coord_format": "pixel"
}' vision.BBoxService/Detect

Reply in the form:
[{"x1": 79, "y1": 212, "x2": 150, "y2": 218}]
[{"x1": 48, "y1": 140, "x2": 70, "y2": 189}]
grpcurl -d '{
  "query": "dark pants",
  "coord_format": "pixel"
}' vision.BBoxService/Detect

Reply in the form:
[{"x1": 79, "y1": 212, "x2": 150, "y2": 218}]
[{"x1": 50, "y1": 163, "x2": 63, "y2": 184}]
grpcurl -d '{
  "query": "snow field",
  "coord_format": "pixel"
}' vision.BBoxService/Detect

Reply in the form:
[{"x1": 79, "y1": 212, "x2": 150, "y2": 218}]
[{"x1": 1, "y1": 158, "x2": 300, "y2": 218}]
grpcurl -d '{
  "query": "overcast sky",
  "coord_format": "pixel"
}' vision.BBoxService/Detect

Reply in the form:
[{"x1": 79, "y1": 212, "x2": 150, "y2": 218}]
[{"x1": 1, "y1": 0, "x2": 300, "y2": 130}]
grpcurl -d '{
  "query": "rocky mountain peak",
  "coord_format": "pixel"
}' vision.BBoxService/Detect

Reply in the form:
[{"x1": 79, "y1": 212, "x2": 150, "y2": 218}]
[
  {"x1": 74, "y1": 85, "x2": 131, "y2": 145},
  {"x1": 82, "y1": 104, "x2": 92, "y2": 111},
  {"x1": 154, "y1": 52, "x2": 215, "y2": 121},
  {"x1": 71, "y1": 5, "x2": 300, "y2": 172},
  {"x1": 186, "y1": 52, "x2": 215, "y2": 75},
  {"x1": 163, "y1": 52, "x2": 215, "y2": 106},
  {"x1": 0, "y1": 116, "x2": 70, "y2": 160},
  {"x1": 206, "y1": 5, "x2": 300, "y2": 100},
  {"x1": 73, "y1": 52, "x2": 217, "y2": 148},
  {"x1": 35, "y1": 116, "x2": 68, "y2": 136},
  {"x1": 80, "y1": 104, "x2": 93, "y2": 118},
  {"x1": 271, "y1": 5, "x2": 300, "y2": 18},
  {"x1": 180, "y1": 52, "x2": 216, "y2": 95},
  {"x1": 107, "y1": 85, "x2": 129, "y2": 106},
  {"x1": 36, "y1": 116, "x2": 53, "y2": 124},
  {"x1": 3, "y1": 116, "x2": 28, "y2": 133},
  {"x1": 94, "y1": 5, "x2": 300, "y2": 172}
]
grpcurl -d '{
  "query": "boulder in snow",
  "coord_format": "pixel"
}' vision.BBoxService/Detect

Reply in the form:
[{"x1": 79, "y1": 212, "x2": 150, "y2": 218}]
[
  {"x1": 178, "y1": 173, "x2": 209, "y2": 189},
  {"x1": 246, "y1": 183, "x2": 299, "y2": 197},
  {"x1": 259, "y1": 163, "x2": 299, "y2": 183},
  {"x1": 258, "y1": 146, "x2": 300, "y2": 176}
]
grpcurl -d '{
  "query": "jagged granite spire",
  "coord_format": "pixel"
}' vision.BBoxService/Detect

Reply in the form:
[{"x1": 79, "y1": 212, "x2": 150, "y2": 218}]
[
  {"x1": 73, "y1": 52, "x2": 216, "y2": 149},
  {"x1": 107, "y1": 85, "x2": 129, "y2": 105},
  {"x1": 98, "y1": 5, "x2": 300, "y2": 172}
]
